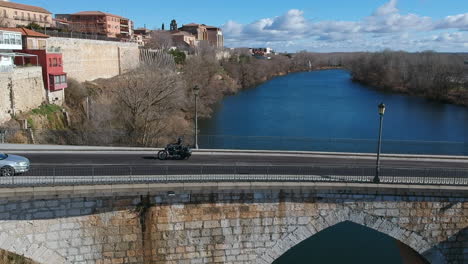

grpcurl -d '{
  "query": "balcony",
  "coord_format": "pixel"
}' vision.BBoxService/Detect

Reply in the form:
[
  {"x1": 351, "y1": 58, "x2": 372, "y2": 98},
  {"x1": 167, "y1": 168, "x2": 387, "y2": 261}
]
[
  {"x1": 50, "y1": 82, "x2": 67, "y2": 91},
  {"x1": 49, "y1": 73, "x2": 68, "y2": 91},
  {"x1": 0, "y1": 65, "x2": 13, "y2": 73},
  {"x1": 0, "y1": 31, "x2": 22, "y2": 50}
]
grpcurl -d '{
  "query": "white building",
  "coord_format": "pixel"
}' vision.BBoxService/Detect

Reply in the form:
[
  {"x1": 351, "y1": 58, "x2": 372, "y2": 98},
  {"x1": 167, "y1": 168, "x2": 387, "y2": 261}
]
[
  {"x1": 251, "y1": 47, "x2": 274, "y2": 55},
  {"x1": 0, "y1": 29, "x2": 22, "y2": 72}
]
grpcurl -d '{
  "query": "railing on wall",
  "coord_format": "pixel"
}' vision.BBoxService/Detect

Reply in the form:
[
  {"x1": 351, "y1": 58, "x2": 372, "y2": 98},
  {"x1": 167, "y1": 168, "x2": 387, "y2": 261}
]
[
  {"x1": 35, "y1": 29, "x2": 133, "y2": 43},
  {"x1": 1, "y1": 165, "x2": 467, "y2": 188}
]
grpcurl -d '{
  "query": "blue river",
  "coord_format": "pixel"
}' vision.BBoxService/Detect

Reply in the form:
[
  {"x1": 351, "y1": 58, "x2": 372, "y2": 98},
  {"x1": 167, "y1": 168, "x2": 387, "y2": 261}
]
[
  {"x1": 198, "y1": 69, "x2": 459, "y2": 263},
  {"x1": 199, "y1": 69, "x2": 468, "y2": 155}
]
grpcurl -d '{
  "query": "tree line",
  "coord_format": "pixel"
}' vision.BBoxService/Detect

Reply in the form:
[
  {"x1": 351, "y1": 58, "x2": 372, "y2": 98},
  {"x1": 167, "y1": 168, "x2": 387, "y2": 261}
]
[
  {"x1": 12, "y1": 45, "x2": 466, "y2": 147},
  {"x1": 346, "y1": 51, "x2": 468, "y2": 105}
]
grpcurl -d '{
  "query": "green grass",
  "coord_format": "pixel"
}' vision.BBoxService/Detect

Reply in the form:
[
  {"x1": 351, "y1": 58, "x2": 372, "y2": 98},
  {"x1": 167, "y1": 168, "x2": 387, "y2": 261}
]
[{"x1": 31, "y1": 104, "x2": 62, "y2": 116}]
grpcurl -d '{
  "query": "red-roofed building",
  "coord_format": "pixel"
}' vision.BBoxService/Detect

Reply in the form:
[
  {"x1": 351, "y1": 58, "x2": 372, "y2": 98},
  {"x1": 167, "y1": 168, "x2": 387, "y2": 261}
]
[
  {"x1": 179, "y1": 23, "x2": 223, "y2": 48},
  {"x1": 171, "y1": 31, "x2": 196, "y2": 47},
  {"x1": 55, "y1": 11, "x2": 133, "y2": 39},
  {"x1": 0, "y1": 1, "x2": 52, "y2": 28},
  {"x1": 206, "y1": 26, "x2": 224, "y2": 48},
  {"x1": 179, "y1": 23, "x2": 208, "y2": 42},
  {"x1": 2, "y1": 27, "x2": 67, "y2": 102},
  {"x1": 0, "y1": 27, "x2": 48, "y2": 49}
]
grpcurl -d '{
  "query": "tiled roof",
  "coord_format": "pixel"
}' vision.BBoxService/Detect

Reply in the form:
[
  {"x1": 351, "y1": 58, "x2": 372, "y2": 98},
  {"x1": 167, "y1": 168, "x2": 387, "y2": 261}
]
[
  {"x1": 0, "y1": 1, "x2": 51, "y2": 14},
  {"x1": 171, "y1": 31, "x2": 194, "y2": 36},
  {"x1": 53, "y1": 18, "x2": 69, "y2": 23},
  {"x1": 183, "y1": 23, "x2": 202, "y2": 27},
  {"x1": 0, "y1": 27, "x2": 49, "y2": 38},
  {"x1": 72, "y1": 11, "x2": 124, "y2": 19}
]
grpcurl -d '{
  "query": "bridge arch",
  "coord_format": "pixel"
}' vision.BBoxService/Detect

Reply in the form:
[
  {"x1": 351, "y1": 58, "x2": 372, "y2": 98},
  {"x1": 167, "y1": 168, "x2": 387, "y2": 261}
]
[
  {"x1": 256, "y1": 209, "x2": 446, "y2": 264},
  {"x1": 0, "y1": 231, "x2": 66, "y2": 264}
]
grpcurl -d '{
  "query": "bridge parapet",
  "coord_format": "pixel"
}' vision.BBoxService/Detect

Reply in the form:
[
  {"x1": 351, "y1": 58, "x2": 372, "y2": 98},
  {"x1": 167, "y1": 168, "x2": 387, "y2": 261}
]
[{"x1": 0, "y1": 182, "x2": 465, "y2": 264}]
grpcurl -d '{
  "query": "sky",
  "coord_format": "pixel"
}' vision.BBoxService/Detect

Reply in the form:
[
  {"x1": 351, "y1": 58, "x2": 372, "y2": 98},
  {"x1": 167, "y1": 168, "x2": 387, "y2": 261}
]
[{"x1": 17, "y1": 0, "x2": 468, "y2": 52}]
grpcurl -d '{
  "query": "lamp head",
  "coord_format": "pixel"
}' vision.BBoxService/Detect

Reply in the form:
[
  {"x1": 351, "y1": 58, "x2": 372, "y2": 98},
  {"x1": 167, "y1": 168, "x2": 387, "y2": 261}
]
[
  {"x1": 378, "y1": 103, "x2": 386, "y2": 115},
  {"x1": 193, "y1": 85, "x2": 200, "y2": 96}
]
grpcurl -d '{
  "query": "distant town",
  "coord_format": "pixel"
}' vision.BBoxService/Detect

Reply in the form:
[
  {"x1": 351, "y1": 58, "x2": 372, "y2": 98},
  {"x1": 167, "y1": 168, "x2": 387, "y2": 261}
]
[{"x1": 0, "y1": 0, "x2": 276, "y2": 124}]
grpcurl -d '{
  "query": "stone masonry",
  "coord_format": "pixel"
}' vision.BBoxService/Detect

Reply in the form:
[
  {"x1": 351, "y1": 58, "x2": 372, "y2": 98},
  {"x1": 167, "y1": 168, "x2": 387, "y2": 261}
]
[
  {"x1": 47, "y1": 38, "x2": 140, "y2": 83},
  {"x1": 0, "y1": 67, "x2": 46, "y2": 123},
  {"x1": 0, "y1": 183, "x2": 465, "y2": 264}
]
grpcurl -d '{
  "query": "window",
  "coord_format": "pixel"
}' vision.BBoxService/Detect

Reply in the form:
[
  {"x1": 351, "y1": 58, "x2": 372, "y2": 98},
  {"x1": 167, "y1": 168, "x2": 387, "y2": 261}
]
[
  {"x1": 58, "y1": 58, "x2": 62, "y2": 66},
  {"x1": 49, "y1": 58, "x2": 52, "y2": 67},
  {"x1": 38, "y1": 40, "x2": 46, "y2": 49},
  {"x1": 53, "y1": 58, "x2": 57, "y2": 66},
  {"x1": 52, "y1": 75, "x2": 67, "y2": 84}
]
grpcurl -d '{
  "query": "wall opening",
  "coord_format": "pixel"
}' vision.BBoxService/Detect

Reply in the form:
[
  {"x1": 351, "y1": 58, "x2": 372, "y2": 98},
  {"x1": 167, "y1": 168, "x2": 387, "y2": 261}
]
[{"x1": 273, "y1": 221, "x2": 429, "y2": 264}]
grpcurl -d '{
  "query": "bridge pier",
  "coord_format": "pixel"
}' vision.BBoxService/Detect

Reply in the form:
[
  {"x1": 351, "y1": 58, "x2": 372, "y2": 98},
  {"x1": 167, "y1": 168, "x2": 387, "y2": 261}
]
[{"x1": 0, "y1": 183, "x2": 465, "y2": 264}]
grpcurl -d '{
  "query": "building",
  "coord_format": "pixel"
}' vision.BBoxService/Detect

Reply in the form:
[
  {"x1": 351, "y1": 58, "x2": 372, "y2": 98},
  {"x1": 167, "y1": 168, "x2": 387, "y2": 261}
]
[
  {"x1": 0, "y1": 28, "x2": 22, "y2": 72},
  {"x1": 171, "y1": 31, "x2": 196, "y2": 48},
  {"x1": 179, "y1": 23, "x2": 223, "y2": 48},
  {"x1": 0, "y1": 1, "x2": 52, "y2": 28},
  {"x1": 179, "y1": 23, "x2": 208, "y2": 42},
  {"x1": 206, "y1": 26, "x2": 223, "y2": 48},
  {"x1": 3, "y1": 27, "x2": 48, "y2": 50},
  {"x1": 251, "y1": 47, "x2": 274, "y2": 56},
  {"x1": 55, "y1": 11, "x2": 133, "y2": 39},
  {"x1": 4, "y1": 27, "x2": 67, "y2": 103},
  {"x1": 133, "y1": 27, "x2": 151, "y2": 46}
]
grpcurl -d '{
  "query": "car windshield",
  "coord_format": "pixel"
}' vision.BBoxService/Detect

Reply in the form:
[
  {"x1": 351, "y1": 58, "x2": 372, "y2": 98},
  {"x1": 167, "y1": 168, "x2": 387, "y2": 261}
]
[{"x1": 0, "y1": 153, "x2": 7, "y2": 160}]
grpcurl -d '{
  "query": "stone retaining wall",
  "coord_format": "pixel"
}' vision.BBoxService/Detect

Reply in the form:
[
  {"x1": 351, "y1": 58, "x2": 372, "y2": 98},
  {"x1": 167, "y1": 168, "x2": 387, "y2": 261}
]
[
  {"x1": 0, "y1": 183, "x2": 465, "y2": 264},
  {"x1": 0, "y1": 67, "x2": 46, "y2": 123},
  {"x1": 47, "y1": 38, "x2": 140, "y2": 82}
]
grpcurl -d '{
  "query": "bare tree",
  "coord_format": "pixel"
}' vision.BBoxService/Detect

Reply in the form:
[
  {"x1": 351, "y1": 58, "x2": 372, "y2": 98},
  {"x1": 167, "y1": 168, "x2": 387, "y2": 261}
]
[
  {"x1": 111, "y1": 65, "x2": 186, "y2": 146},
  {"x1": 147, "y1": 30, "x2": 173, "y2": 51}
]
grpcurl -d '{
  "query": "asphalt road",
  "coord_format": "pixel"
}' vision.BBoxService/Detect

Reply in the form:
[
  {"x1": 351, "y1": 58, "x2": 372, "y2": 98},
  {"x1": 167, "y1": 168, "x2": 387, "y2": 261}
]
[{"x1": 14, "y1": 153, "x2": 468, "y2": 179}]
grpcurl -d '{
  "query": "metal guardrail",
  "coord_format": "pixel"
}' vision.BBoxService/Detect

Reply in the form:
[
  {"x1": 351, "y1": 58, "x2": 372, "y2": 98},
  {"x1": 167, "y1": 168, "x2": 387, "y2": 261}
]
[
  {"x1": 1, "y1": 165, "x2": 467, "y2": 188},
  {"x1": 3, "y1": 128, "x2": 467, "y2": 156}
]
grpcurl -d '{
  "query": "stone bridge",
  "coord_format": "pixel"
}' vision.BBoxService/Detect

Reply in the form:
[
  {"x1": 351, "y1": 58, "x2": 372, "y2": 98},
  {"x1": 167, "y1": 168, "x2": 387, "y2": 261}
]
[{"x1": 0, "y1": 182, "x2": 466, "y2": 264}]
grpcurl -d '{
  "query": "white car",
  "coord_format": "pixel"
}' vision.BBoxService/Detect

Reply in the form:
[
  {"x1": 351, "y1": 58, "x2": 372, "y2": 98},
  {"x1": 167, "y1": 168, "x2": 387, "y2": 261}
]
[{"x1": 0, "y1": 153, "x2": 30, "y2": 176}]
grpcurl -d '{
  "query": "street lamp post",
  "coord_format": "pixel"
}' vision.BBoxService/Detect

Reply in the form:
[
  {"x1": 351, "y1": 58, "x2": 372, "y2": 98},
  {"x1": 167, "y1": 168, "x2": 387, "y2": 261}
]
[
  {"x1": 373, "y1": 103, "x2": 386, "y2": 184},
  {"x1": 193, "y1": 85, "x2": 200, "y2": 149}
]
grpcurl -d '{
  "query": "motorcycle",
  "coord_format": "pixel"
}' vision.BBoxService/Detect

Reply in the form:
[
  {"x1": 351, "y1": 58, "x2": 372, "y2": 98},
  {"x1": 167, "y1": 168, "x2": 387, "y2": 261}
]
[{"x1": 157, "y1": 142, "x2": 192, "y2": 160}]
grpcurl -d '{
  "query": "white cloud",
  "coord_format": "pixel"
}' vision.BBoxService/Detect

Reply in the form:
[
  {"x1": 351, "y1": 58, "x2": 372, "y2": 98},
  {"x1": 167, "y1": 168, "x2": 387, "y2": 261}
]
[
  {"x1": 435, "y1": 13, "x2": 468, "y2": 30},
  {"x1": 221, "y1": 0, "x2": 468, "y2": 52},
  {"x1": 373, "y1": 0, "x2": 398, "y2": 16}
]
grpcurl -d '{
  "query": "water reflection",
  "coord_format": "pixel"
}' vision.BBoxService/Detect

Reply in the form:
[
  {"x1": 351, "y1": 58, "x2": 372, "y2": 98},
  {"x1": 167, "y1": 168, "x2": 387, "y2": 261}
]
[
  {"x1": 199, "y1": 70, "x2": 468, "y2": 155},
  {"x1": 273, "y1": 221, "x2": 427, "y2": 264}
]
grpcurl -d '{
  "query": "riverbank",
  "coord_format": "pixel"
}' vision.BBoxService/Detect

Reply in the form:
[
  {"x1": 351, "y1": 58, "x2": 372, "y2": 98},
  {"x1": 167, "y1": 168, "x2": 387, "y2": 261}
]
[
  {"x1": 347, "y1": 51, "x2": 468, "y2": 107},
  {"x1": 351, "y1": 75, "x2": 468, "y2": 107},
  {"x1": 199, "y1": 69, "x2": 468, "y2": 154}
]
